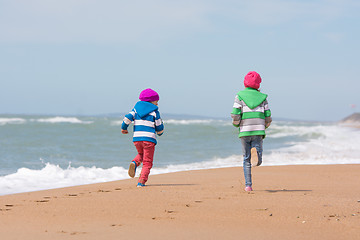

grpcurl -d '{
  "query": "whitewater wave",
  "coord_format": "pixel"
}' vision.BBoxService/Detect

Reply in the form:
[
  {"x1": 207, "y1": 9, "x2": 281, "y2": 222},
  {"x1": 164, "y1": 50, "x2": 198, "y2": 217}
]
[
  {"x1": 164, "y1": 119, "x2": 231, "y2": 126},
  {"x1": 110, "y1": 119, "x2": 231, "y2": 126},
  {"x1": 0, "y1": 163, "x2": 128, "y2": 196},
  {"x1": 0, "y1": 156, "x2": 243, "y2": 196},
  {"x1": 265, "y1": 123, "x2": 360, "y2": 165},
  {"x1": 0, "y1": 118, "x2": 26, "y2": 125},
  {"x1": 0, "y1": 116, "x2": 94, "y2": 125},
  {"x1": 110, "y1": 120, "x2": 123, "y2": 126},
  {"x1": 35, "y1": 117, "x2": 93, "y2": 124},
  {"x1": 267, "y1": 123, "x2": 330, "y2": 139}
]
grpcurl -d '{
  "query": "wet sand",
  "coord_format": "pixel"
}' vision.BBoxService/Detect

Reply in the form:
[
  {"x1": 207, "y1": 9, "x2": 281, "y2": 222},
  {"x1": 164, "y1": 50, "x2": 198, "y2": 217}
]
[{"x1": 1, "y1": 164, "x2": 359, "y2": 240}]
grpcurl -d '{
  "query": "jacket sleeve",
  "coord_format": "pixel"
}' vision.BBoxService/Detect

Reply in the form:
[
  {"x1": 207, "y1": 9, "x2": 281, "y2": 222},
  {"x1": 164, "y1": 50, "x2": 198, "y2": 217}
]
[
  {"x1": 121, "y1": 110, "x2": 135, "y2": 130},
  {"x1": 231, "y1": 95, "x2": 242, "y2": 127},
  {"x1": 264, "y1": 99, "x2": 272, "y2": 128},
  {"x1": 154, "y1": 111, "x2": 164, "y2": 136}
]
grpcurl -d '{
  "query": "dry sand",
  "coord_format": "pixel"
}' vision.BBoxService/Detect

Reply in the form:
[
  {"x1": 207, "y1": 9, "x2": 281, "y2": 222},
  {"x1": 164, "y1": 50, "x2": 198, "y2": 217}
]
[{"x1": 1, "y1": 164, "x2": 359, "y2": 240}]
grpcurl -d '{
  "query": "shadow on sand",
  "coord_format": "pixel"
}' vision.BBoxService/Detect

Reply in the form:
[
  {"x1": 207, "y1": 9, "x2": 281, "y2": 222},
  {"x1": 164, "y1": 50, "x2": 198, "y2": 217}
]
[
  {"x1": 146, "y1": 183, "x2": 197, "y2": 187},
  {"x1": 263, "y1": 189, "x2": 312, "y2": 193}
]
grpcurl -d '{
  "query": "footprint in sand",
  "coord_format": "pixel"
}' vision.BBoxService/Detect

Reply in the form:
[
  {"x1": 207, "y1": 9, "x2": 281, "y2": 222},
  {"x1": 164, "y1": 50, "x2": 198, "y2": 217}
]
[
  {"x1": 67, "y1": 194, "x2": 78, "y2": 197},
  {"x1": 110, "y1": 224, "x2": 122, "y2": 227},
  {"x1": 256, "y1": 208, "x2": 269, "y2": 211},
  {"x1": 58, "y1": 231, "x2": 87, "y2": 235},
  {"x1": 1, "y1": 204, "x2": 13, "y2": 211},
  {"x1": 70, "y1": 232, "x2": 87, "y2": 235},
  {"x1": 98, "y1": 190, "x2": 111, "y2": 193}
]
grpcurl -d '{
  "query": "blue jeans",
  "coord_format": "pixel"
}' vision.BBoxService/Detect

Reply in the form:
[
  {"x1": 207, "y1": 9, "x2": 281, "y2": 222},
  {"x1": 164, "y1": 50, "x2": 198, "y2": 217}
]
[{"x1": 241, "y1": 135, "x2": 263, "y2": 187}]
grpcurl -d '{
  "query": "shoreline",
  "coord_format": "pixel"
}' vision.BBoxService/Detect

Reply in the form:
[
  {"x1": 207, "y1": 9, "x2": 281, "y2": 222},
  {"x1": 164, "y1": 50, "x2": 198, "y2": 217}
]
[
  {"x1": 2, "y1": 162, "x2": 360, "y2": 197},
  {"x1": 1, "y1": 164, "x2": 359, "y2": 239}
]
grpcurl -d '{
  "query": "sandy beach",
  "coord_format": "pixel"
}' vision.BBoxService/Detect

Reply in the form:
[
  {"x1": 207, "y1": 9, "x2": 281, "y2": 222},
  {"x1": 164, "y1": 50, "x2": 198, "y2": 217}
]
[{"x1": 1, "y1": 164, "x2": 359, "y2": 240}]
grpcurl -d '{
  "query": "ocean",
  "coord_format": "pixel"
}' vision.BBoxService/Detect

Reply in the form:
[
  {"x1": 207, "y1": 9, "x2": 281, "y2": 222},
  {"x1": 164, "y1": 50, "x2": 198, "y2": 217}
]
[{"x1": 1, "y1": 115, "x2": 359, "y2": 196}]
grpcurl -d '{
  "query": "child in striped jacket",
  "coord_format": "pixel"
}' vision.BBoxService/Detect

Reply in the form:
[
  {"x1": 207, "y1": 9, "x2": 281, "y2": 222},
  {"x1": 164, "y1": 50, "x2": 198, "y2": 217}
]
[
  {"x1": 121, "y1": 88, "x2": 164, "y2": 187},
  {"x1": 231, "y1": 71, "x2": 272, "y2": 192}
]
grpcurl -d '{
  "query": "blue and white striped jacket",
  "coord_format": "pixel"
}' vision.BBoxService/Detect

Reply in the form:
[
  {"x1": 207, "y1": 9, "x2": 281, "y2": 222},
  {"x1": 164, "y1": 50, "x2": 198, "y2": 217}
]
[{"x1": 121, "y1": 101, "x2": 164, "y2": 144}]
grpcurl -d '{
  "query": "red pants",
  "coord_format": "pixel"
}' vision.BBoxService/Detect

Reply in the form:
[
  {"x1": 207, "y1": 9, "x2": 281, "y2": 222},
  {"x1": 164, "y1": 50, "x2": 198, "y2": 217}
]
[{"x1": 133, "y1": 141, "x2": 156, "y2": 184}]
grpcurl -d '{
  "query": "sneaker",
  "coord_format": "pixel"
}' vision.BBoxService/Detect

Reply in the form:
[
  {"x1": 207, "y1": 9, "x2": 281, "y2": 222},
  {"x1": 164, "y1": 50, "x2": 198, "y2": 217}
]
[
  {"x1": 128, "y1": 161, "x2": 137, "y2": 178},
  {"x1": 137, "y1": 182, "x2": 145, "y2": 188},
  {"x1": 250, "y1": 147, "x2": 260, "y2": 167},
  {"x1": 244, "y1": 186, "x2": 253, "y2": 192}
]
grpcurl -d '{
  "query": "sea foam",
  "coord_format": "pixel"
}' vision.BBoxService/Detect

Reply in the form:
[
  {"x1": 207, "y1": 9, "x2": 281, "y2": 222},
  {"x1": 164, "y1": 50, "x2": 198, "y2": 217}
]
[
  {"x1": 35, "y1": 117, "x2": 93, "y2": 124},
  {"x1": 265, "y1": 123, "x2": 360, "y2": 165},
  {"x1": 164, "y1": 119, "x2": 231, "y2": 126},
  {"x1": 0, "y1": 118, "x2": 26, "y2": 125},
  {"x1": 0, "y1": 163, "x2": 128, "y2": 196},
  {"x1": 0, "y1": 156, "x2": 242, "y2": 196},
  {"x1": 110, "y1": 119, "x2": 231, "y2": 126},
  {"x1": 0, "y1": 116, "x2": 94, "y2": 125}
]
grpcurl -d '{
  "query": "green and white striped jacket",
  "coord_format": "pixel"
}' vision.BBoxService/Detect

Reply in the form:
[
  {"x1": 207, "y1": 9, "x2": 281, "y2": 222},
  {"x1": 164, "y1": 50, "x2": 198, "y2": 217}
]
[{"x1": 231, "y1": 87, "x2": 272, "y2": 137}]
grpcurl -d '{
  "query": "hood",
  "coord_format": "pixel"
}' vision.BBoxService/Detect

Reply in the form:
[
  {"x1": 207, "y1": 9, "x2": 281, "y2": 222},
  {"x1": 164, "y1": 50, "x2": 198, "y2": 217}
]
[
  {"x1": 134, "y1": 101, "x2": 158, "y2": 118},
  {"x1": 238, "y1": 88, "x2": 268, "y2": 109}
]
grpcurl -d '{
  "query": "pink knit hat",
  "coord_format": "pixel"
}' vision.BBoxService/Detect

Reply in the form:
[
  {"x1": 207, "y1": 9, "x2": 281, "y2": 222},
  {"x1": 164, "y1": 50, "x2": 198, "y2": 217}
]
[
  {"x1": 244, "y1": 71, "x2": 262, "y2": 89},
  {"x1": 139, "y1": 88, "x2": 159, "y2": 102}
]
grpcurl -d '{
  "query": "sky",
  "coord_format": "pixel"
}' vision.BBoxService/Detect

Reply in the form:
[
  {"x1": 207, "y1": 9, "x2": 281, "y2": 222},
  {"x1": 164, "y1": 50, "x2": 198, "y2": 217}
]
[{"x1": 0, "y1": 0, "x2": 359, "y2": 121}]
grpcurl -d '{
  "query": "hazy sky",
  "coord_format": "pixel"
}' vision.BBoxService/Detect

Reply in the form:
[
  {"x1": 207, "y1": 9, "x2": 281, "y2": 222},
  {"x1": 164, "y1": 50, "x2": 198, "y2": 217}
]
[{"x1": 1, "y1": 0, "x2": 359, "y2": 121}]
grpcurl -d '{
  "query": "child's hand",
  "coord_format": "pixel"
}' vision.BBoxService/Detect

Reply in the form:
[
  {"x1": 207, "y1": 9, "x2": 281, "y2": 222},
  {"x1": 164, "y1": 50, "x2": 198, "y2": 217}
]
[{"x1": 121, "y1": 129, "x2": 128, "y2": 134}]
